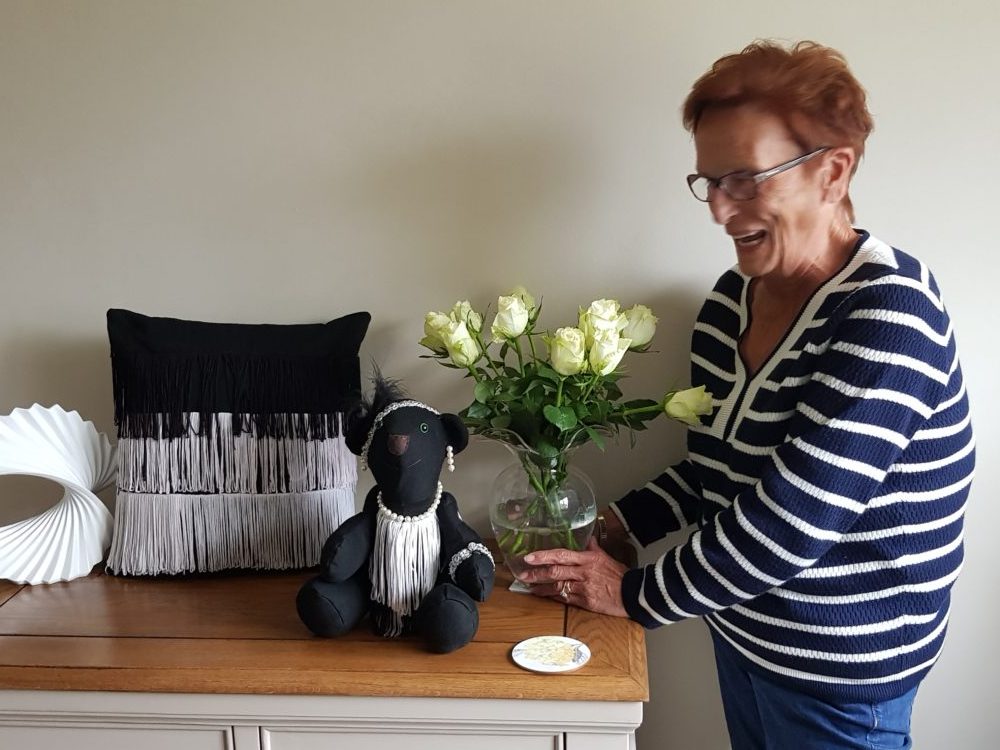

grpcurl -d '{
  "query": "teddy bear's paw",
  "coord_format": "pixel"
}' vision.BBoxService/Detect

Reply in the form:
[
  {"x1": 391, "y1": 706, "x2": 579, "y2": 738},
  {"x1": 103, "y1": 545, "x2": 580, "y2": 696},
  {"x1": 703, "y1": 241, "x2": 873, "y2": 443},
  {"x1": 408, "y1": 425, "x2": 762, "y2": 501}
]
[
  {"x1": 415, "y1": 583, "x2": 479, "y2": 654},
  {"x1": 453, "y1": 553, "x2": 496, "y2": 602},
  {"x1": 296, "y1": 574, "x2": 369, "y2": 637}
]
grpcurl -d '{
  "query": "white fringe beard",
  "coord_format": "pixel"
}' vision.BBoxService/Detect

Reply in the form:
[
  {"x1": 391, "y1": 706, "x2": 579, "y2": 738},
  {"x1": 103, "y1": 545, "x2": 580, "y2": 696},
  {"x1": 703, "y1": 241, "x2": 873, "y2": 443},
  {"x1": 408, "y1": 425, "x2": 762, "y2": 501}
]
[{"x1": 369, "y1": 492, "x2": 442, "y2": 637}]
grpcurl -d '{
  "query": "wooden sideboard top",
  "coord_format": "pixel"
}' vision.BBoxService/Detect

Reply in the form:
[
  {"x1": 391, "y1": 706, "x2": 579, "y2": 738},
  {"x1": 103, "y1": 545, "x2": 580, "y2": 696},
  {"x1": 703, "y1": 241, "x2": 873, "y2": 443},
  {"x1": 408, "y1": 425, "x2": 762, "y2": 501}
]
[{"x1": 0, "y1": 561, "x2": 647, "y2": 702}]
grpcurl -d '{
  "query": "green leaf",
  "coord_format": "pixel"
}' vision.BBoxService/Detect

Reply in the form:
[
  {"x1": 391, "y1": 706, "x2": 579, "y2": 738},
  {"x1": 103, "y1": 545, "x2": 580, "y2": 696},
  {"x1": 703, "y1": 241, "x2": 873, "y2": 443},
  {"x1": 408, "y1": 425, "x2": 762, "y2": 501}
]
[
  {"x1": 583, "y1": 425, "x2": 606, "y2": 450},
  {"x1": 506, "y1": 378, "x2": 527, "y2": 396},
  {"x1": 536, "y1": 365, "x2": 562, "y2": 383},
  {"x1": 594, "y1": 400, "x2": 610, "y2": 422},
  {"x1": 474, "y1": 382, "x2": 492, "y2": 403},
  {"x1": 523, "y1": 379, "x2": 543, "y2": 395},
  {"x1": 490, "y1": 414, "x2": 512, "y2": 429},
  {"x1": 574, "y1": 402, "x2": 591, "y2": 419},
  {"x1": 536, "y1": 439, "x2": 560, "y2": 459},
  {"x1": 543, "y1": 405, "x2": 578, "y2": 431},
  {"x1": 466, "y1": 402, "x2": 491, "y2": 419},
  {"x1": 521, "y1": 394, "x2": 540, "y2": 415},
  {"x1": 539, "y1": 381, "x2": 558, "y2": 396}
]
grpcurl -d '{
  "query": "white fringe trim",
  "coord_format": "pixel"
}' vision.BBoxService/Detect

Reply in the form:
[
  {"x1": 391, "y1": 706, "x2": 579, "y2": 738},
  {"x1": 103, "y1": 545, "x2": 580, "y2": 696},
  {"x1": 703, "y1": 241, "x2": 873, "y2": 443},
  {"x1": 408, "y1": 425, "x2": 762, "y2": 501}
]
[
  {"x1": 106, "y1": 487, "x2": 355, "y2": 575},
  {"x1": 369, "y1": 497, "x2": 441, "y2": 637},
  {"x1": 117, "y1": 412, "x2": 357, "y2": 494}
]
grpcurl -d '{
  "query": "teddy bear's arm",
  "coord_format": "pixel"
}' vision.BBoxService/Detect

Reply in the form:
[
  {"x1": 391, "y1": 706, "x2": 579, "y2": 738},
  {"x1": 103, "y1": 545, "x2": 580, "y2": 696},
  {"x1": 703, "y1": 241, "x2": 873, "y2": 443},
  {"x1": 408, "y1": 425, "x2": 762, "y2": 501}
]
[
  {"x1": 318, "y1": 488, "x2": 378, "y2": 582},
  {"x1": 437, "y1": 493, "x2": 495, "y2": 602}
]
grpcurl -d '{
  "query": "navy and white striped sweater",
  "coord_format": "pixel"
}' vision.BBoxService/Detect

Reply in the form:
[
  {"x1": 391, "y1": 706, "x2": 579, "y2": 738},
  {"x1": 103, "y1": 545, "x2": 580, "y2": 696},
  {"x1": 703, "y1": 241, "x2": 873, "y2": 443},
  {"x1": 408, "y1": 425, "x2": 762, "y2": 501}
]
[{"x1": 613, "y1": 231, "x2": 974, "y2": 702}]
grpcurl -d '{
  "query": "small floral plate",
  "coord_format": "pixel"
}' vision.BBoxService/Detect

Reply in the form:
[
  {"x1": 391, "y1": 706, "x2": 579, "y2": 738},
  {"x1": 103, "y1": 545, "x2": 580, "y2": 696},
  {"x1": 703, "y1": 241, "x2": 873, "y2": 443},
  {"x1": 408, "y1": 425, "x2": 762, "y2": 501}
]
[{"x1": 511, "y1": 635, "x2": 591, "y2": 674}]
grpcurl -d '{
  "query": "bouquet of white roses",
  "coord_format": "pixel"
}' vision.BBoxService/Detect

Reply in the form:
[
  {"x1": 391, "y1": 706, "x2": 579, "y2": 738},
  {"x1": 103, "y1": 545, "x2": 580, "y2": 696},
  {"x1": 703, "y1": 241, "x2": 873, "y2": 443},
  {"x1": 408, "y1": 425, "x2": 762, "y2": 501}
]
[{"x1": 420, "y1": 287, "x2": 712, "y2": 559}]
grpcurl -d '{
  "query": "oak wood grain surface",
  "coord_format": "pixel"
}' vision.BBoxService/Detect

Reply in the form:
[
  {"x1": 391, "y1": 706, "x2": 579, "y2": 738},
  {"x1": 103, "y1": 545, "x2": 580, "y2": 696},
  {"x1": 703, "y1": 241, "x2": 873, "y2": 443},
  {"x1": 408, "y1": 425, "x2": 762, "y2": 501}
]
[
  {"x1": 0, "y1": 564, "x2": 647, "y2": 701},
  {"x1": 0, "y1": 582, "x2": 20, "y2": 608}
]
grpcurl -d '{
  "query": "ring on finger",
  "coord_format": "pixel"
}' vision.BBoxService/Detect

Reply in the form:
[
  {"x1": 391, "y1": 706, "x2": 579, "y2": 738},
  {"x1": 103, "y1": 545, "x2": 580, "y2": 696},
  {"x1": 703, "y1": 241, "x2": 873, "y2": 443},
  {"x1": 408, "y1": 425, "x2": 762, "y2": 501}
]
[{"x1": 559, "y1": 581, "x2": 570, "y2": 600}]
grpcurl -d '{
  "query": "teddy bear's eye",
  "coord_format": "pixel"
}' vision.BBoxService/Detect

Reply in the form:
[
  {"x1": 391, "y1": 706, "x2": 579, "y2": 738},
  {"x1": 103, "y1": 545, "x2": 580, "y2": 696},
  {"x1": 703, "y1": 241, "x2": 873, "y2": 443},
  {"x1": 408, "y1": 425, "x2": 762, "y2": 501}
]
[{"x1": 419, "y1": 423, "x2": 429, "y2": 433}]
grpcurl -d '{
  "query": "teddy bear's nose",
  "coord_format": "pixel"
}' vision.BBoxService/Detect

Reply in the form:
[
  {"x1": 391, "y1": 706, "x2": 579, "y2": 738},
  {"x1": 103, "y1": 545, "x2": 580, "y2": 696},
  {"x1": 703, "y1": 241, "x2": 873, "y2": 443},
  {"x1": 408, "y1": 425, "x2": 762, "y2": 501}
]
[{"x1": 387, "y1": 434, "x2": 410, "y2": 456}]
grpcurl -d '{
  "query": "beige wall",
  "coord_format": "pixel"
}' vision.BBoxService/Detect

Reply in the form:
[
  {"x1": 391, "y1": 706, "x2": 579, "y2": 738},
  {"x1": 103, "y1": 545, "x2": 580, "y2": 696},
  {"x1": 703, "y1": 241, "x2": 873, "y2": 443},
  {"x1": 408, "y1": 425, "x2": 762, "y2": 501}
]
[{"x1": 1, "y1": 2, "x2": 997, "y2": 748}]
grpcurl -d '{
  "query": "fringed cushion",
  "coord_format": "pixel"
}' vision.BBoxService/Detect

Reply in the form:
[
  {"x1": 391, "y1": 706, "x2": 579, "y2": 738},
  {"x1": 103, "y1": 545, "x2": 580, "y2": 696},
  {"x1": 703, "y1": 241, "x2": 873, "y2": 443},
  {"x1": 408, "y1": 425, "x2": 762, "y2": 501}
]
[{"x1": 104, "y1": 308, "x2": 371, "y2": 576}]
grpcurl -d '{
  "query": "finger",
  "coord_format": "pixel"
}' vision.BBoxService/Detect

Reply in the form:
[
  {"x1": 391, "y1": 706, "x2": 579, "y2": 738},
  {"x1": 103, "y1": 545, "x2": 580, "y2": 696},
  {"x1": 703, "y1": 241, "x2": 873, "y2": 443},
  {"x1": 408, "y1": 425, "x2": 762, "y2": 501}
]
[
  {"x1": 523, "y1": 547, "x2": 589, "y2": 566},
  {"x1": 529, "y1": 580, "x2": 577, "y2": 601},
  {"x1": 517, "y1": 564, "x2": 582, "y2": 584}
]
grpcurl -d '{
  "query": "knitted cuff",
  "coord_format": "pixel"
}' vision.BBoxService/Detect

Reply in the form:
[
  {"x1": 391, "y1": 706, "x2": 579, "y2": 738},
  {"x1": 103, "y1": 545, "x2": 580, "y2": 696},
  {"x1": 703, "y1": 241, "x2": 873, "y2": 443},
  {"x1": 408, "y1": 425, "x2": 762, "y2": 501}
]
[{"x1": 622, "y1": 566, "x2": 664, "y2": 629}]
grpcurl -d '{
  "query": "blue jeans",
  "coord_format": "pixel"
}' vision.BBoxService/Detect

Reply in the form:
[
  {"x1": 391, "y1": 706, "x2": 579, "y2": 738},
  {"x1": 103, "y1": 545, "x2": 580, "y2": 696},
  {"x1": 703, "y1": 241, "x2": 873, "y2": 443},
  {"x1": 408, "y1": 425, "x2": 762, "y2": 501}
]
[{"x1": 711, "y1": 630, "x2": 918, "y2": 750}]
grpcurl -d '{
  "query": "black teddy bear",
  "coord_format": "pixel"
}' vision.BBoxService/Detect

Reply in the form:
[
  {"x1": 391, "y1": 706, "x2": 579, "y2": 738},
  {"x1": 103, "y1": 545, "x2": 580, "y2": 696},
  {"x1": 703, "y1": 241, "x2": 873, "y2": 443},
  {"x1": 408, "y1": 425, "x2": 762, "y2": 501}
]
[{"x1": 296, "y1": 377, "x2": 495, "y2": 653}]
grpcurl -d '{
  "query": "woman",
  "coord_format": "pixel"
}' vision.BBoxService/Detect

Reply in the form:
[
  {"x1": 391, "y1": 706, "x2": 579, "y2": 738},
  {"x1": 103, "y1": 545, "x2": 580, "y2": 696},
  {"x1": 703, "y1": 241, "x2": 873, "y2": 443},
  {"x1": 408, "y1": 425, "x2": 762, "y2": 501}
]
[{"x1": 519, "y1": 41, "x2": 974, "y2": 749}]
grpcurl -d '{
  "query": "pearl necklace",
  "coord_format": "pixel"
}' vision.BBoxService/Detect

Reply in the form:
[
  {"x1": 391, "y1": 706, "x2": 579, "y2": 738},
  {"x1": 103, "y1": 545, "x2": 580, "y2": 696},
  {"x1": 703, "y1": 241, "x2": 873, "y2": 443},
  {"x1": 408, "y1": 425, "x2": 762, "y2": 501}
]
[{"x1": 376, "y1": 481, "x2": 443, "y2": 522}]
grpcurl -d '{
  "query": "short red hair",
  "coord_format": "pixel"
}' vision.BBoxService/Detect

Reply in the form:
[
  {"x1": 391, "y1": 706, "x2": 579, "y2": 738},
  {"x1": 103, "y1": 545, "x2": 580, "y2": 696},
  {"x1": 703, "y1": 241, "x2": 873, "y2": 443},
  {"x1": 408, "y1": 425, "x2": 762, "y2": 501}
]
[{"x1": 683, "y1": 41, "x2": 873, "y2": 219}]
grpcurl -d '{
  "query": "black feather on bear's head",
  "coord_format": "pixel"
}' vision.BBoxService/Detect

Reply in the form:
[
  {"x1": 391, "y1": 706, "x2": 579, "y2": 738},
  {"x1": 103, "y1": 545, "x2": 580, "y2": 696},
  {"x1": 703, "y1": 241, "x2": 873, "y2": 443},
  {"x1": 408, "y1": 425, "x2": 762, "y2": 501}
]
[{"x1": 345, "y1": 369, "x2": 406, "y2": 455}]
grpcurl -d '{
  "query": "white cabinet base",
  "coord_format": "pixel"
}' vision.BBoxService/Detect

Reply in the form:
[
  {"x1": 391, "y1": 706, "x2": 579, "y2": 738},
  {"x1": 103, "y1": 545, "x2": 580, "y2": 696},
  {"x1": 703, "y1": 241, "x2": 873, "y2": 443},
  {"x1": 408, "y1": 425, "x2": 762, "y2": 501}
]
[{"x1": 0, "y1": 690, "x2": 641, "y2": 750}]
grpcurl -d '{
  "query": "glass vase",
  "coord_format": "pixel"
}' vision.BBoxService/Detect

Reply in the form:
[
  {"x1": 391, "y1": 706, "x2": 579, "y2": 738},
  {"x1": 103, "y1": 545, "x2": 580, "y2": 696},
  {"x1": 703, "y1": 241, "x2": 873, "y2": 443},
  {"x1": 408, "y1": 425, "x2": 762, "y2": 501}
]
[{"x1": 489, "y1": 444, "x2": 597, "y2": 579}]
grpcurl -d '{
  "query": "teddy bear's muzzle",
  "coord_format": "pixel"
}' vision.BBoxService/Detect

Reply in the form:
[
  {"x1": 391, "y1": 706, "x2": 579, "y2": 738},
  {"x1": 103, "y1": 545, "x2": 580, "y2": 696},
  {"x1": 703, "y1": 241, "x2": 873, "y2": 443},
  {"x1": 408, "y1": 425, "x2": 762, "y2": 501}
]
[{"x1": 387, "y1": 434, "x2": 410, "y2": 456}]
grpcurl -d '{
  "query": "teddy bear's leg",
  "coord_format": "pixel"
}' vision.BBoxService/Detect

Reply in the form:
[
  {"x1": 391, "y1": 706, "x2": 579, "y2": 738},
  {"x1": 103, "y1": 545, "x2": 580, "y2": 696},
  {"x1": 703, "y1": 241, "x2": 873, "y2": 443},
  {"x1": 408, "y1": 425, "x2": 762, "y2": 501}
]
[
  {"x1": 296, "y1": 568, "x2": 369, "y2": 637},
  {"x1": 414, "y1": 582, "x2": 480, "y2": 654}
]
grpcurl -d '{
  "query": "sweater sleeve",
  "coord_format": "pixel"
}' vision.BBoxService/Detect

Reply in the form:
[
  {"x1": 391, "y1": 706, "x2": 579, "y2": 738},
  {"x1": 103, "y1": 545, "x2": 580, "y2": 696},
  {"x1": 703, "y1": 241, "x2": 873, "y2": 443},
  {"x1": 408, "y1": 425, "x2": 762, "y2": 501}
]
[
  {"x1": 622, "y1": 281, "x2": 954, "y2": 627},
  {"x1": 611, "y1": 459, "x2": 704, "y2": 547}
]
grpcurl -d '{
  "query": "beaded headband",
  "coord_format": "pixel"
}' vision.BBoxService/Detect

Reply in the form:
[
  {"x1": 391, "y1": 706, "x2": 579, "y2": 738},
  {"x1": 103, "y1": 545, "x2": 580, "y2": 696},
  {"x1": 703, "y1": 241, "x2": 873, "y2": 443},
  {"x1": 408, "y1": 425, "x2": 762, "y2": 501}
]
[{"x1": 359, "y1": 399, "x2": 439, "y2": 471}]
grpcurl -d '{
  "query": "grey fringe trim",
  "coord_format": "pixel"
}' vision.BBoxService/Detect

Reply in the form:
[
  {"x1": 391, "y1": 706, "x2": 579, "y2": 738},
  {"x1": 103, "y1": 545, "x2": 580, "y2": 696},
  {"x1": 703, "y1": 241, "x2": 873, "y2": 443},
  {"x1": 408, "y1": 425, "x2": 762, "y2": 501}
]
[
  {"x1": 105, "y1": 487, "x2": 355, "y2": 575},
  {"x1": 116, "y1": 412, "x2": 356, "y2": 494}
]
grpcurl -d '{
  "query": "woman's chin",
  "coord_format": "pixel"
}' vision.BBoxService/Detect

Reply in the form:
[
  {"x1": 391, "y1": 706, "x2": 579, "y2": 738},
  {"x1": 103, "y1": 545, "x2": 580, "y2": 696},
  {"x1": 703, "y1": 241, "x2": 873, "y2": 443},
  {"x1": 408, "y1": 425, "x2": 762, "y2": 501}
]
[{"x1": 734, "y1": 242, "x2": 769, "y2": 276}]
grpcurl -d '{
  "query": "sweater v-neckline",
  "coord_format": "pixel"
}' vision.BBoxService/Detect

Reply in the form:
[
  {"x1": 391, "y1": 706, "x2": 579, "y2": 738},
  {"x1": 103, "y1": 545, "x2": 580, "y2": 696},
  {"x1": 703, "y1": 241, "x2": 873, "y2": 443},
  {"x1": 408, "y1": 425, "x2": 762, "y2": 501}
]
[{"x1": 735, "y1": 232, "x2": 868, "y2": 383}]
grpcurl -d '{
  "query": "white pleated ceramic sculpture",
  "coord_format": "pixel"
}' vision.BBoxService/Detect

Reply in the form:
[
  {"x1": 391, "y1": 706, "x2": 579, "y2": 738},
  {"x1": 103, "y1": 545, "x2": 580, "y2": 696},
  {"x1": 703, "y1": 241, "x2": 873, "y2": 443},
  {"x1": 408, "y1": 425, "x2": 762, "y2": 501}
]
[{"x1": 0, "y1": 404, "x2": 116, "y2": 584}]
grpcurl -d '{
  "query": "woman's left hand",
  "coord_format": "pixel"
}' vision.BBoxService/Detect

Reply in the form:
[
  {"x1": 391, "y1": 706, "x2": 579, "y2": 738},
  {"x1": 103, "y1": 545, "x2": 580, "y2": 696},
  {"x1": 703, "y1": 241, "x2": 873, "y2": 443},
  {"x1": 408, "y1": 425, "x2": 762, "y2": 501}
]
[{"x1": 518, "y1": 537, "x2": 630, "y2": 618}]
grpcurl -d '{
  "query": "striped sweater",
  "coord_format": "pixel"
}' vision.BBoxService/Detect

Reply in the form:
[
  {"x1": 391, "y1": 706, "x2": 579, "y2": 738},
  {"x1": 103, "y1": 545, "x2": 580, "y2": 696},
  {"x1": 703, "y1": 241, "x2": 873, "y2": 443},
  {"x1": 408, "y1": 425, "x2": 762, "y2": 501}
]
[{"x1": 613, "y1": 231, "x2": 974, "y2": 702}]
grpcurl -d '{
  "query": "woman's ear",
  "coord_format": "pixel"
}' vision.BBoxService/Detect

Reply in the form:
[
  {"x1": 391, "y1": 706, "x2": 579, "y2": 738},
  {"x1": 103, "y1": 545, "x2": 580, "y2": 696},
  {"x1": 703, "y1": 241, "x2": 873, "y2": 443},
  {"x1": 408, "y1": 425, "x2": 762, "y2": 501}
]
[
  {"x1": 821, "y1": 147, "x2": 856, "y2": 205},
  {"x1": 441, "y1": 413, "x2": 469, "y2": 454}
]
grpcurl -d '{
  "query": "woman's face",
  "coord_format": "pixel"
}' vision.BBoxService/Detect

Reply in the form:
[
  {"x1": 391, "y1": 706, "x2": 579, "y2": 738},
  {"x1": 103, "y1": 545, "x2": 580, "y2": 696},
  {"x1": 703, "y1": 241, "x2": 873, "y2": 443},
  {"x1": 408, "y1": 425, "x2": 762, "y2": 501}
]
[{"x1": 693, "y1": 104, "x2": 832, "y2": 282}]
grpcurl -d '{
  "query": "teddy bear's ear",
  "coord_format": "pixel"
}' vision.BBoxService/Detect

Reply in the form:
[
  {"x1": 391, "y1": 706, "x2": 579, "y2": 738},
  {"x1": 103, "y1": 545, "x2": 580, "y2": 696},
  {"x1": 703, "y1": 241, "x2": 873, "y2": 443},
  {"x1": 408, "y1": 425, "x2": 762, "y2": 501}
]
[
  {"x1": 344, "y1": 404, "x2": 371, "y2": 456},
  {"x1": 441, "y1": 413, "x2": 469, "y2": 454}
]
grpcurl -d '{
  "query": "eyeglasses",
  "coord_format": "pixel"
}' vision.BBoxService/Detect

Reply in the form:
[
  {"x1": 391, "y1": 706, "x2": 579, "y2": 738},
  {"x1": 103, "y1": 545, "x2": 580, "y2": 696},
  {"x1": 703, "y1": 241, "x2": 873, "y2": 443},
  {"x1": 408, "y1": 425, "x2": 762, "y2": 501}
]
[{"x1": 686, "y1": 146, "x2": 830, "y2": 202}]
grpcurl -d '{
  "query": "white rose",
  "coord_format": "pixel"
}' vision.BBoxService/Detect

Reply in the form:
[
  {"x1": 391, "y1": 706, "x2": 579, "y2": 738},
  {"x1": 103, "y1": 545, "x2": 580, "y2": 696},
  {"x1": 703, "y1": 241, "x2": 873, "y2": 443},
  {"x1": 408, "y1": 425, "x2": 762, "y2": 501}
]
[
  {"x1": 664, "y1": 386, "x2": 713, "y2": 426},
  {"x1": 491, "y1": 294, "x2": 530, "y2": 340},
  {"x1": 419, "y1": 311, "x2": 452, "y2": 353},
  {"x1": 622, "y1": 304, "x2": 658, "y2": 349},
  {"x1": 588, "y1": 329, "x2": 630, "y2": 376},
  {"x1": 548, "y1": 327, "x2": 587, "y2": 376},
  {"x1": 441, "y1": 320, "x2": 481, "y2": 367},
  {"x1": 579, "y1": 298, "x2": 627, "y2": 348},
  {"x1": 509, "y1": 285, "x2": 536, "y2": 314},
  {"x1": 449, "y1": 300, "x2": 483, "y2": 334}
]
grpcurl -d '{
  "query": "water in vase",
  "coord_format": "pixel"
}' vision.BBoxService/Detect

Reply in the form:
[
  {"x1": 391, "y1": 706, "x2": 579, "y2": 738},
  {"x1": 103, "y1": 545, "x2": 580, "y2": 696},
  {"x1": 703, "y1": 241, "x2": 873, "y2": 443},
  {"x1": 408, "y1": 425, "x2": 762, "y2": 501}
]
[{"x1": 491, "y1": 491, "x2": 597, "y2": 580}]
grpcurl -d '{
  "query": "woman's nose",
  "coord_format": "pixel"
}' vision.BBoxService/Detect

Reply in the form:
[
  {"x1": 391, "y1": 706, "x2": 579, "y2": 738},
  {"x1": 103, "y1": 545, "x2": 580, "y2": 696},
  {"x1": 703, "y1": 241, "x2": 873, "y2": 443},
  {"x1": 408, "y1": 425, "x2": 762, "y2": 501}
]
[{"x1": 707, "y1": 186, "x2": 739, "y2": 225}]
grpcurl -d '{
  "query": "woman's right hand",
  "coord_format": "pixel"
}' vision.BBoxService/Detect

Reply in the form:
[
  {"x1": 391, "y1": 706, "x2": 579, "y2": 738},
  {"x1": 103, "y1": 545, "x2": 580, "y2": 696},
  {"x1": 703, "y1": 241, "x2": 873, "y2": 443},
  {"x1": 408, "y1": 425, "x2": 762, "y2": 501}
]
[{"x1": 519, "y1": 537, "x2": 630, "y2": 618}]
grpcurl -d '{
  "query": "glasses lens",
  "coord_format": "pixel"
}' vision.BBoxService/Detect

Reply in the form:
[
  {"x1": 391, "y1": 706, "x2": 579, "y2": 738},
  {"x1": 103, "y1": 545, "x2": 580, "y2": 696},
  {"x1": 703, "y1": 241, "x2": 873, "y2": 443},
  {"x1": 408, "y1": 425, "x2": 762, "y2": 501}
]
[
  {"x1": 720, "y1": 174, "x2": 756, "y2": 201},
  {"x1": 687, "y1": 175, "x2": 710, "y2": 201}
]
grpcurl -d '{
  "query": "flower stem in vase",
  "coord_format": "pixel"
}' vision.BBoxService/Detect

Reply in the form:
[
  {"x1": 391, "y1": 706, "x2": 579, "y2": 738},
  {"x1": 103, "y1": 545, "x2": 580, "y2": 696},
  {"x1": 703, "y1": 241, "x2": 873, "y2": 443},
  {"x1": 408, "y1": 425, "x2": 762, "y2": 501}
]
[{"x1": 490, "y1": 446, "x2": 596, "y2": 579}]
